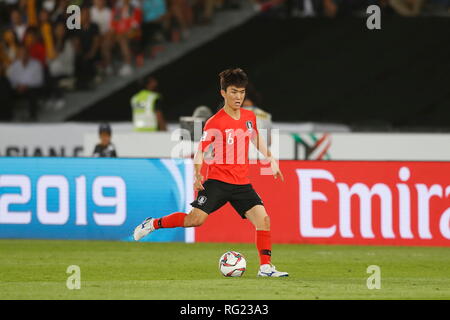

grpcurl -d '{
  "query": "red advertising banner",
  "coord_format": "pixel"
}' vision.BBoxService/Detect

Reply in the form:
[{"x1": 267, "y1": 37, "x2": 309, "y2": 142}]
[{"x1": 195, "y1": 161, "x2": 450, "y2": 246}]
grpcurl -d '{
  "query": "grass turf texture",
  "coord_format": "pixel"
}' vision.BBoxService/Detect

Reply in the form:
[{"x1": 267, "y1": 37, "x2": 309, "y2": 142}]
[{"x1": 0, "y1": 240, "x2": 449, "y2": 300}]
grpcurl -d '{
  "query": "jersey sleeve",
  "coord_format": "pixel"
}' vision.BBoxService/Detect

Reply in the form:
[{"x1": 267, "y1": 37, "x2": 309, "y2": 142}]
[{"x1": 199, "y1": 118, "x2": 215, "y2": 152}]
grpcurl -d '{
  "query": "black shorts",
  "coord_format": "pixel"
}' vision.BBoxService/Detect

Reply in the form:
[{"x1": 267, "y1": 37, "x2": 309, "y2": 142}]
[{"x1": 190, "y1": 179, "x2": 264, "y2": 219}]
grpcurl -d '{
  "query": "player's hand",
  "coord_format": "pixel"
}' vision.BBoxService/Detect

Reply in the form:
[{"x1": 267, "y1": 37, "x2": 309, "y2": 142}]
[
  {"x1": 194, "y1": 174, "x2": 205, "y2": 191},
  {"x1": 269, "y1": 157, "x2": 284, "y2": 182}
]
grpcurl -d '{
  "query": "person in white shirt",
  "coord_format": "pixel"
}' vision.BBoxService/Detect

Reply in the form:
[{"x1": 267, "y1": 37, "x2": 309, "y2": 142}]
[
  {"x1": 48, "y1": 21, "x2": 76, "y2": 110},
  {"x1": 91, "y1": 0, "x2": 113, "y2": 34},
  {"x1": 7, "y1": 46, "x2": 44, "y2": 120},
  {"x1": 91, "y1": 0, "x2": 113, "y2": 75},
  {"x1": 49, "y1": 22, "x2": 75, "y2": 79}
]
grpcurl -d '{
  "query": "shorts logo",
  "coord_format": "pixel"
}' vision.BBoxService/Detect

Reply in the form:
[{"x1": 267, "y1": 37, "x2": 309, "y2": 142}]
[{"x1": 198, "y1": 196, "x2": 207, "y2": 206}]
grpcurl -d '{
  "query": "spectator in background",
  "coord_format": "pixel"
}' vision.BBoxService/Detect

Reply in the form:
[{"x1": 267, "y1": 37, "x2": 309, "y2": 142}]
[
  {"x1": 90, "y1": 0, "x2": 113, "y2": 75},
  {"x1": 141, "y1": 0, "x2": 170, "y2": 58},
  {"x1": 110, "y1": 0, "x2": 142, "y2": 76},
  {"x1": 169, "y1": 0, "x2": 193, "y2": 40},
  {"x1": 93, "y1": 123, "x2": 118, "y2": 157},
  {"x1": 23, "y1": 27, "x2": 46, "y2": 67},
  {"x1": 51, "y1": 0, "x2": 71, "y2": 23},
  {"x1": 389, "y1": 0, "x2": 426, "y2": 16},
  {"x1": 6, "y1": 45, "x2": 44, "y2": 120},
  {"x1": 38, "y1": 8, "x2": 56, "y2": 62},
  {"x1": 42, "y1": 0, "x2": 57, "y2": 14},
  {"x1": 0, "y1": 62, "x2": 13, "y2": 120},
  {"x1": 91, "y1": 0, "x2": 113, "y2": 36},
  {"x1": 130, "y1": 76, "x2": 167, "y2": 131},
  {"x1": 48, "y1": 21, "x2": 76, "y2": 109},
  {"x1": 194, "y1": 0, "x2": 219, "y2": 24},
  {"x1": 1, "y1": 29, "x2": 18, "y2": 66},
  {"x1": 49, "y1": 21, "x2": 75, "y2": 79},
  {"x1": 10, "y1": 8, "x2": 27, "y2": 43},
  {"x1": 73, "y1": 6, "x2": 100, "y2": 89}
]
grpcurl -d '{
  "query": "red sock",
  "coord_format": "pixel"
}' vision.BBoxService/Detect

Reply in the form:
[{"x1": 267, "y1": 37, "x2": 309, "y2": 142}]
[
  {"x1": 256, "y1": 230, "x2": 272, "y2": 265},
  {"x1": 153, "y1": 212, "x2": 187, "y2": 229}
]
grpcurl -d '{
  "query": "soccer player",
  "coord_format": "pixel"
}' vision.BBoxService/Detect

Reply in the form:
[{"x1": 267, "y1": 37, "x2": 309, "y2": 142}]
[{"x1": 134, "y1": 68, "x2": 288, "y2": 277}]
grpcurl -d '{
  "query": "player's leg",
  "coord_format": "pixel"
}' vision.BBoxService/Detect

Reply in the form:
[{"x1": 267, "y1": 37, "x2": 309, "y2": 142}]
[
  {"x1": 154, "y1": 208, "x2": 209, "y2": 229},
  {"x1": 230, "y1": 184, "x2": 288, "y2": 277},
  {"x1": 229, "y1": 185, "x2": 273, "y2": 267},
  {"x1": 229, "y1": 186, "x2": 269, "y2": 266},
  {"x1": 133, "y1": 208, "x2": 208, "y2": 241},
  {"x1": 133, "y1": 180, "x2": 228, "y2": 240},
  {"x1": 244, "y1": 205, "x2": 271, "y2": 264},
  {"x1": 245, "y1": 205, "x2": 288, "y2": 277}
]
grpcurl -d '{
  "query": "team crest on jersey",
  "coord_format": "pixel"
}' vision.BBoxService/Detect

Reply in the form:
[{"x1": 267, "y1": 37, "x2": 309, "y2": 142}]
[
  {"x1": 198, "y1": 196, "x2": 207, "y2": 206},
  {"x1": 246, "y1": 121, "x2": 253, "y2": 130}
]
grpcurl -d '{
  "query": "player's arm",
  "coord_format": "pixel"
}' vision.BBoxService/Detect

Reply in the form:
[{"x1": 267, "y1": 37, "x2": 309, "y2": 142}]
[
  {"x1": 193, "y1": 149, "x2": 205, "y2": 191},
  {"x1": 251, "y1": 131, "x2": 284, "y2": 181},
  {"x1": 194, "y1": 119, "x2": 215, "y2": 190},
  {"x1": 193, "y1": 124, "x2": 211, "y2": 191}
]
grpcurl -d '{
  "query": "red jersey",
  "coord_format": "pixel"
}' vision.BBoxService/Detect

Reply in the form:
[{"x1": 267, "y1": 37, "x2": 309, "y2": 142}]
[
  {"x1": 111, "y1": 6, "x2": 142, "y2": 35},
  {"x1": 199, "y1": 108, "x2": 258, "y2": 185}
]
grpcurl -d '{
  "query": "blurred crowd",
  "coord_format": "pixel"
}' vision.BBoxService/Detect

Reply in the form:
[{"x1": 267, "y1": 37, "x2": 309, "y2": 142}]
[
  {"x1": 0, "y1": 0, "x2": 241, "y2": 121},
  {"x1": 253, "y1": 0, "x2": 450, "y2": 18},
  {"x1": 1, "y1": 0, "x2": 448, "y2": 122}
]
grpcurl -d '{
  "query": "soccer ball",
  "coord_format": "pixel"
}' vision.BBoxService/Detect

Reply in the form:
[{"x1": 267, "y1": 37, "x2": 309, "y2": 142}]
[{"x1": 219, "y1": 251, "x2": 246, "y2": 277}]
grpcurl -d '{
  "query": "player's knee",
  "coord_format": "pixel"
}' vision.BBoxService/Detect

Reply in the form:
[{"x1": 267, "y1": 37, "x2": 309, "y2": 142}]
[
  {"x1": 263, "y1": 215, "x2": 270, "y2": 230},
  {"x1": 186, "y1": 211, "x2": 207, "y2": 227},
  {"x1": 192, "y1": 217, "x2": 205, "y2": 227}
]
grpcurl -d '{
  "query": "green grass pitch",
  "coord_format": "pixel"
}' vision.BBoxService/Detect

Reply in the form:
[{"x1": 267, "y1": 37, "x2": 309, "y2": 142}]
[{"x1": 0, "y1": 239, "x2": 449, "y2": 300}]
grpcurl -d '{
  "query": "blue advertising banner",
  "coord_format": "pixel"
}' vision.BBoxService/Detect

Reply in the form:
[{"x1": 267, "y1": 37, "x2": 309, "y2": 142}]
[{"x1": 0, "y1": 158, "x2": 194, "y2": 242}]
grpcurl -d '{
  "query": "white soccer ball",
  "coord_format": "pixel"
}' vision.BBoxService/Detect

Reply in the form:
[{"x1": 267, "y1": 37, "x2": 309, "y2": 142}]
[{"x1": 219, "y1": 251, "x2": 246, "y2": 277}]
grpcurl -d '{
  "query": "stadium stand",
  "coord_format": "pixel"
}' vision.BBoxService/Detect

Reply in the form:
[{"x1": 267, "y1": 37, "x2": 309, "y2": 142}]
[
  {"x1": 69, "y1": 13, "x2": 450, "y2": 132},
  {"x1": 1, "y1": 0, "x2": 449, "y2": 124},
  {"x1": 0, "y1": 0, "x2": 249, "y2": 122}
]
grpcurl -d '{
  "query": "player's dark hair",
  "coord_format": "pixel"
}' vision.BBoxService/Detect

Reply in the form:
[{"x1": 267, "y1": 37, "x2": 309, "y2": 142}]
[{"x1": 219, "y1": 68, "x2": 248, "y2": 91}]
